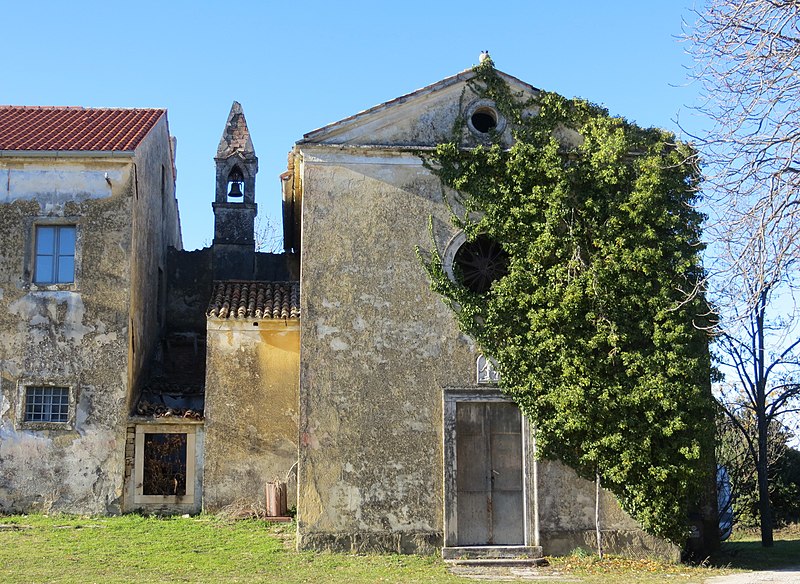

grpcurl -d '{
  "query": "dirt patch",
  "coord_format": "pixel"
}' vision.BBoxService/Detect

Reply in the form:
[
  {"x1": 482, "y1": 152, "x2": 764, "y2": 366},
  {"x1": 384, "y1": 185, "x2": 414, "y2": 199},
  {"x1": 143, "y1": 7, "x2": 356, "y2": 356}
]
[{"x1": 705, "y1": 568, "x2": 800, "y2": 584}]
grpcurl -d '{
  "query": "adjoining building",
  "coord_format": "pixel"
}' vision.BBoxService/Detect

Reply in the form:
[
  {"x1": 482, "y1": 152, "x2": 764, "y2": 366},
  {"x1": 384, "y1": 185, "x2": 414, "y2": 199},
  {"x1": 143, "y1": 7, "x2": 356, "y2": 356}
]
[{"x1": 0, "y1": 106, "x2": 180, "y2": 513}]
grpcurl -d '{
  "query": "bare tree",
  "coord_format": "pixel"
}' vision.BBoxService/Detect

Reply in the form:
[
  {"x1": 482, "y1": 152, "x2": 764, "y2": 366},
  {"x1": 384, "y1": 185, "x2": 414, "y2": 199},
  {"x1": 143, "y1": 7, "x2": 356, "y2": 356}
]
[
  {"x1": 687, "y1": 0, "x2": 800, "y2": 264},
  {"x1": 707, "y1": 222, "x2": 800, "y2": 546},
  {"x1": 716, "y1": 409, "x2": 793, "y2": 527},
  {"x1": 254, "y1": 214, "x2": 283, "y2": 253},
  {"x1": 686, "y1": 0, "x2": 800, "y2": 546}
]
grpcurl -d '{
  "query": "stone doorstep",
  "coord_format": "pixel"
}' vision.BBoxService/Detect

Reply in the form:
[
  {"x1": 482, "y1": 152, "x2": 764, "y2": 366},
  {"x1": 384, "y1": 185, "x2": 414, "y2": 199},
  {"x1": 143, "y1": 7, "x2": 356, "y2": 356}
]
[
  {"x1": 445, "y1": 557, "x2": 549, "y2": 568},
  {"x1": 442, "y1": 545, "x2": 544, "y2": 561}
]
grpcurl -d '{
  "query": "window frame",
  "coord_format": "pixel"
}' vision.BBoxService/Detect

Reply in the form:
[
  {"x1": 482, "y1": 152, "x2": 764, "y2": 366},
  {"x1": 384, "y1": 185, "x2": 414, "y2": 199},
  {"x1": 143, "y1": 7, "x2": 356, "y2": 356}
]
[
  {"x1": 33, "y1": 224, "x2": 76, "y2": 285},
  {"x1": 16, "y1": 380, "x2": 76, "y2": 430},
  {"x1": 134, "y1": 424, "x2": 197, "y2": 505},
  {"x1": 442, "y1": 231, "x2": 509, "y2": 294},
  {"x1": 23, "y1": 385, "x2": 70, "y2": 423},
  {"x1": 27, "y1": 218, "x2": 80, "y2": 291},
  {"x1": 465, "y1": 98, "x2": 507, "y2": 139}
]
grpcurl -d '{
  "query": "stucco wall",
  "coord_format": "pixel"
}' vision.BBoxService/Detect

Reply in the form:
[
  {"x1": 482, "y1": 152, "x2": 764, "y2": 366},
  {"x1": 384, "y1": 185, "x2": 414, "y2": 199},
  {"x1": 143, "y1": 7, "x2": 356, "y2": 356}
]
[
  {"x1": 297, "y1": 147, "x2": 476, "y2": 553},
  {"x1": 203, "y1": 319, "x2": 300, "y2": 511},
  {"x1": 296, "y1": 145, "x2": 675, "y2": 557},
  {"x1": 0, "y1": 119, "x2": 180, "y2": 515},
  {"x1": 0, "y1": 156, "x2": 136, "y2": 514},
  {"x1": 536, "y1": 460, "x2": 679, "y2": 559}
]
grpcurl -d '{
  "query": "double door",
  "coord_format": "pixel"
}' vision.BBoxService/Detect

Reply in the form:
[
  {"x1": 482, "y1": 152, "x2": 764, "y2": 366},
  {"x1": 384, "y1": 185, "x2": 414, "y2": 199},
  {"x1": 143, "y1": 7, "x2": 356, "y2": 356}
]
[{"x1": 455, "y1": 401, "x2": 524, "y2": 545}]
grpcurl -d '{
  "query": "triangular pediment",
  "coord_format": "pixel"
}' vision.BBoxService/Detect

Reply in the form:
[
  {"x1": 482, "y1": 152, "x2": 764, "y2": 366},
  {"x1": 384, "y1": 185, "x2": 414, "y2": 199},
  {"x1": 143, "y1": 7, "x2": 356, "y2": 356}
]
[{"x1": 298, "y1": 69, "x2": 539, "y2": 148}]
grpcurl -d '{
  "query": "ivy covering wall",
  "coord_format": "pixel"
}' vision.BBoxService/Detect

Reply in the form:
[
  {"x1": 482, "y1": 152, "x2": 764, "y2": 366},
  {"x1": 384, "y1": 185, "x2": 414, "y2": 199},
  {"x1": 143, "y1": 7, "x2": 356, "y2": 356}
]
[{"x1": 420, "y1": 59, "x2": 716, "y2": 544}]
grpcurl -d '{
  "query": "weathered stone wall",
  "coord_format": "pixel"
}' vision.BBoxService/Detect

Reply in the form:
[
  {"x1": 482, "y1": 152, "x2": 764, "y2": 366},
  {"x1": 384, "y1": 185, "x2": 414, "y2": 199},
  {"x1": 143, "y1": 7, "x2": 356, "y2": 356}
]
[
  {"x1": 0, "y1": 155, "x2": 135, "y2": 514},
  {"x1": 296, "y1": 144, "x2": 676, "y2": 557},
  {"x1": 127, "y1": 117, "x2": 183, "y2": 409},
  {"x1": 165, "y1": 250, "x2": 297, "y2": 334},
  {"x1": 536, "y1": 460, "x2": 680, "y2": 559},
  {"x1": 0, "y1": 118, "x2": 180, "y2": 515},
  {"x1": 203, "y1": 319, "x2": 300, "y2": 511},
  {"x1": 166, "y1": 247, "x2": 213, "y2": 333},
  {"x1": 254, "y1": 252, "x2": 298, "y2": 282},
  {"x1": 297, "y1": 147, "x2": 476, "y2": 553}
]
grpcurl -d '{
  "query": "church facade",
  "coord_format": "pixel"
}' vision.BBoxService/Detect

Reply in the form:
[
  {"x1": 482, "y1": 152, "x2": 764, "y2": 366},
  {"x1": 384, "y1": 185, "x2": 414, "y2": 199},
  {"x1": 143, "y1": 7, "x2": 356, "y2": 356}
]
[{"x1": 289, "y1": 68, "x2": 677, "y2": 558}]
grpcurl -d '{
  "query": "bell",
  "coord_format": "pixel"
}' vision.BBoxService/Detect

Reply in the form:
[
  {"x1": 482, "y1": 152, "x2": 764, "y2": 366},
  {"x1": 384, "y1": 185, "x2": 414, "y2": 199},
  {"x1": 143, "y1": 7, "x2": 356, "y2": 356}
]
[{"x1": 227, "y1": 180, "x2": 243, "y2": 198}]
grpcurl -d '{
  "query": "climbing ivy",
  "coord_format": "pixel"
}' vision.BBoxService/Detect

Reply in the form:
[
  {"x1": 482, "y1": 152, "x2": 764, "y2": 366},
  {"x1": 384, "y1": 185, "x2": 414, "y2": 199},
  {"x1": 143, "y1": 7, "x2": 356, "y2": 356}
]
[{"x1": 420, "y1": 59, "x2": 716, "y2": 544}]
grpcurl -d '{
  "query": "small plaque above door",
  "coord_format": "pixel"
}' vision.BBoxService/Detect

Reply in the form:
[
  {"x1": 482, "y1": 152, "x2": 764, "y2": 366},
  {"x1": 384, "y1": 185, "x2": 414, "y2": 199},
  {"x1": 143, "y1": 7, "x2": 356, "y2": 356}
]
[{"x1": 477, "y1": 354, "x2": 501, "y2": 384}]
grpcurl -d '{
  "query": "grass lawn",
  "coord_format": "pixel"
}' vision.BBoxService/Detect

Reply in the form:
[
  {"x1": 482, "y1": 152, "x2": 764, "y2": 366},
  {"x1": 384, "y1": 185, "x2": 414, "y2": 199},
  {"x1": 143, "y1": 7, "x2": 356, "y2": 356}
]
[
  {"x1": 709, "y1": 524, "x2": 800, "y2": 571},
  {"x1": 0, "y1": 514, "x2": 793, "y2": 583}
]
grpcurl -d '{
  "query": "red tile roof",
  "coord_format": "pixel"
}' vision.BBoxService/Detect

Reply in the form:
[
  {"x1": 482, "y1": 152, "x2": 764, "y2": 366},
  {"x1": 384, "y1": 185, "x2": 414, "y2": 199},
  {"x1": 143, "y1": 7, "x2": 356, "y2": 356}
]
[
  {"x1": 0, "y1": 106, "x2": 165, "y2": 152},
  {"x1": 207, "y1": 281, "x2": 300, "y2": 320}
]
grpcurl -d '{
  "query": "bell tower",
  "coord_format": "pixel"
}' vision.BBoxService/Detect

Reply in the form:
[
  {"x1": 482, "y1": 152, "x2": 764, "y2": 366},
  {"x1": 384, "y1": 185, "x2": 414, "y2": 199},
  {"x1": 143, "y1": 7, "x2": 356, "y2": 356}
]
[{"x1": 212, "y1": 101, "x2": 258, "y2": 279}]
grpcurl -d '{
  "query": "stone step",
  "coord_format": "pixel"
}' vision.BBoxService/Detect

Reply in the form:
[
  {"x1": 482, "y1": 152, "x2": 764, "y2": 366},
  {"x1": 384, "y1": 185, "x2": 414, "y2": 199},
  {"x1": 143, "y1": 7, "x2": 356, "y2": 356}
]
[
  {"x1": 441, "y1": 545, "x2": 543, "y2": 560},
  {"x1": 444, "y1": 557, "x2": 549, "y2": 568}
]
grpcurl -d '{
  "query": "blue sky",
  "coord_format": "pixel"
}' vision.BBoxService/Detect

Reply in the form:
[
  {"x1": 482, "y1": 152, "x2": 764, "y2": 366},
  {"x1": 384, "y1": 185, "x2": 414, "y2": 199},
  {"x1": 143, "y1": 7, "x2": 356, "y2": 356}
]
[{"x1": 4, "y1": 0, "x2": 704, "y2": 250}]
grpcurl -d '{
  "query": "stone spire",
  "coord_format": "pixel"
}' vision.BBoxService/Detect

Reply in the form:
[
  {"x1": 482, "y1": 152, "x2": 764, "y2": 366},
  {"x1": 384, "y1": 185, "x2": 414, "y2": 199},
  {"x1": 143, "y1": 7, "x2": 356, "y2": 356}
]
[
  {"x1": 214, "y1": 101, "x2": 258, "y2": 205},
  {"x1": 216, "y1": 101, "x2": 255, "y2": 160}
]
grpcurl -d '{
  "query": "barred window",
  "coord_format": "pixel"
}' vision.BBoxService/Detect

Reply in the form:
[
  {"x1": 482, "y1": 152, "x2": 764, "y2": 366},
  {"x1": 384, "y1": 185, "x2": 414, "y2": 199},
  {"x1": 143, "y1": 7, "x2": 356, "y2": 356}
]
[{"x1": 24, "y1": 386, "x2": 70, "y2": 423}]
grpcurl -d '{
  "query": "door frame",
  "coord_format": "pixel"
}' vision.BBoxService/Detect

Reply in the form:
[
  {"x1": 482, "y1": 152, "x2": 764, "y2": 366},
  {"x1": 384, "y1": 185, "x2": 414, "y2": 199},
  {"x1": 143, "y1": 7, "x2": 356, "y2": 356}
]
[{"x1": 442, "y1": 387, "x2": 538, "y2": 547}]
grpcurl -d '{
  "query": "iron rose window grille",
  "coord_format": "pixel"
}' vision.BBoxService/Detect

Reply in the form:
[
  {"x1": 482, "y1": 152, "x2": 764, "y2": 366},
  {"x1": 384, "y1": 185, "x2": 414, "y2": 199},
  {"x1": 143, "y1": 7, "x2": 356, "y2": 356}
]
[{"x1": 453, "y1": 235, "x2": 509, "y2": 294}]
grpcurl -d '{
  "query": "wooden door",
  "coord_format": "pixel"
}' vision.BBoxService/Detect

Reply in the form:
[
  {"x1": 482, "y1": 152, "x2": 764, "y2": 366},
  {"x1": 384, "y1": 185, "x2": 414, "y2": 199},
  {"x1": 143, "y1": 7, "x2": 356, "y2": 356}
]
[{"x1": 455, "y1": 401, "x2": 524, "y2": 545}]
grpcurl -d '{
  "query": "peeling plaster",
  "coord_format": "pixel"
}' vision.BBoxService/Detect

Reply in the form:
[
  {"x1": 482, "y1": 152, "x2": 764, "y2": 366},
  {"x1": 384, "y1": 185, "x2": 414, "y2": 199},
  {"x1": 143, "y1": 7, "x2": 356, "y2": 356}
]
[
  {"x1": 329, "y1": 338, "x2": 350, "y2": 351},
  {"x1": 0, "y1": 392, "x2": 9, "y2": 419},
  {"x1": 63, "y1": 294, "x2": 93, "y2": 342},
  {"x1": 4, "y1": 168, "x2": 119, "y2": 202},
  {"x1": 316, "y1": 323, "x2": 340, "y2": 338}
]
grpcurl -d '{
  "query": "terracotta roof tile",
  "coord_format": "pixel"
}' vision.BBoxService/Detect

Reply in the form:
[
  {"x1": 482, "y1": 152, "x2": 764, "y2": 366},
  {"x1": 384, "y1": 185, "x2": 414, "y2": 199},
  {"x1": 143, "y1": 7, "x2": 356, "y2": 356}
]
[
  {"x1": 0, "y1": 106, "x2": 165, "y2": 151},
  {"x1": 207, "y1": 281, "x2": 300, "y2": 320}
]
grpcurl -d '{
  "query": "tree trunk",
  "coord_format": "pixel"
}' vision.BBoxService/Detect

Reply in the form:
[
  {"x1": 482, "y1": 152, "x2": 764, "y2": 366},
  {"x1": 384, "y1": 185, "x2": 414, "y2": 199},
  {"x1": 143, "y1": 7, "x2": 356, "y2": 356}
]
[
  {"x1": 755, "y1": 292, "x2": 774, "y2": 548},
  {"x1": 756, "y1": 414, "x2": 774, "y2": 547}
]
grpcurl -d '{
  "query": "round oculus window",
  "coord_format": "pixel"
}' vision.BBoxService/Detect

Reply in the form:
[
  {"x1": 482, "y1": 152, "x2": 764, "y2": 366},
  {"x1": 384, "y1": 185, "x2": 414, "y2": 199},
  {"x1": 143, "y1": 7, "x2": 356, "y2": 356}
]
[
  {"x1": 465, "y1": 99, "x2": 506, "y2": 137},
  {"x1": 471, "y1": 107, "x2": 498, "y2": 133},
  {"x1": 453, "y1": 235, "x2": 509, "y2": 294}
]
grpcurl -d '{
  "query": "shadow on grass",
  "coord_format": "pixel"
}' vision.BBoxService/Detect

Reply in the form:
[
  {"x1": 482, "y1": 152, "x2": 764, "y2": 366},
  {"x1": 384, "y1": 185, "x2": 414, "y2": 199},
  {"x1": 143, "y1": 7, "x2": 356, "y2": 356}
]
[{"x1": 710, "y1": 538, "x2": 800, "y2": 571}]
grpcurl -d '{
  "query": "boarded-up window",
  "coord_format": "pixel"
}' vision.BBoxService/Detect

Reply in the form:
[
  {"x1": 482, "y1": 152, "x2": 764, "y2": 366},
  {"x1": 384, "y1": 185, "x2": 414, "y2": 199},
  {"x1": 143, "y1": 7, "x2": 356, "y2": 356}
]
[
  {"x1": 134, "y1": 424, "x2": 197, "y2": 505},
  {"x1": 143, "y1": 433, "x2": 187, "y2": 496}
]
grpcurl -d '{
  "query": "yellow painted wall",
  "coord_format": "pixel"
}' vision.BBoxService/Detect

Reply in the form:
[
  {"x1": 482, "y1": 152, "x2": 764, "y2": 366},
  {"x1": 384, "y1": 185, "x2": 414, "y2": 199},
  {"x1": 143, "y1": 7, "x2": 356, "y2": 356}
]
[{"x1": 203, "y1": 319, "x2": 300, "y2": 511}]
